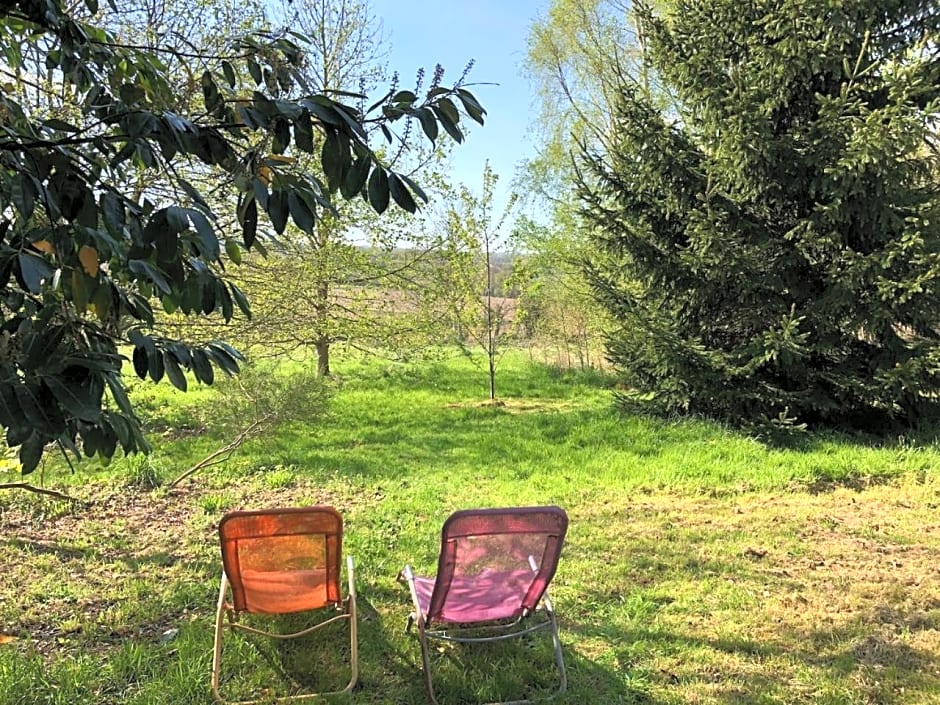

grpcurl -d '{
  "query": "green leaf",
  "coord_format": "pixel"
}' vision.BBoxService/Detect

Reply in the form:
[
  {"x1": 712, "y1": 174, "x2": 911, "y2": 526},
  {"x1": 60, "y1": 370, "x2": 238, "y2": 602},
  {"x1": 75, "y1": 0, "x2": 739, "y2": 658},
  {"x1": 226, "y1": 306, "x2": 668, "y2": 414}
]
[
  {"x1": 392, "y1": 90, "x2": 417, "y2": 103},
  {"x1": 105, "y1": 373, "x2": 136, "y2": 419},
  {"x1": 119, "y1": 83, "x2": 145, "y2": 104},
  {"x1": 207, "y1": 341, "x2": 245, "y2": 375},
  {"x1": 248, "y1": 59, "x2": 262, "y2": 85},
  {"x1": 457, "y1": 89, "x2": 486, "y2": 125},
  {"x1": 341, "y1": 157, "x2": 371, "y2": 199},
  {"x1": 128, "y1": 260, "x2": 171, "y2": 295},
  {"x1": 230, "y1": 282, "x2": 251, "y2": 320},
  {"x1": 333, "y1": 104, "x2": 368, "y2": 140},
  {"x1": 178, "y1": 178, "x2": 211, "y2": 211},
  {"x1": 11, "y1": 175, "x2": 37, "y2": 220},
  {"x1": 42, "y1": 118, "x2": 80, "y2": 132},
  {"x1": 302, "y1": 98, "x2": 344, "y2": 128},
  {"x1": 24, "y1": 325, "x2": 65, "y2": 370},
  {"x1": 321, "y1": 130, "x2": 349, "y2": 192},
  {"x1": 288, "y1": 191, "x2": 315, "y2": 233},
  {"x1": 45, "y1": 375, "x2": 102, "y2": 422},
  {"x1": 294, "y1": 110, "x2": 314, "y2": 152},
  {"x1": 436, "y1": 97, "x2": 461, "y2": 124},
  {"x1": 239, "y1": 196, "x2": 258, "y2": 248},
  {"x1": 19, "y1": 433, "x2": 44, "y2": 475},
  {"x1": 71, "y1": 269, "x2": 93, "y2": 313},
  {"x1": 432, "y1": 105, "x2": 464, "y2": 143},
  {"x1": 201, "y1": 71, "x2": 221, "y2": 113},
  {"x1": 225, "y1": 239, "x2": 242, "y2": 265},
  {"x1": 148, "y1": 344, "x2": 164, "y2": 382},
  {"x1": 252, "y1": 178, "x2": 269, "y2": 211},
  {"x1": 105, "y1": 411, "x2": 133, "y2": 452},
  {"x1": 201, "y1": 279, "x2": 216, "y2": 314},
  {"x1": 267, "y1": 190, "x2": 289, "y2": 234},
  {"x1": 132, "y1": 345, "x2": 148, "y2": 379},
  {"x1": 388, "y1": 172, "x2": 417, "y2": 213},
  {"x1": 163, "y1": 351, "x2": 187, "y2": 392},
  {"x1": 416, "y1": 108, "x2": 438, "y2": 143},
  {"x1": 367, "y1": 167, "x2": 390, "y2": 215},
  {"x1": 221, "y1": 60, "x2": 236, "y2": 89},
  {"x1": 15, "y1": 381, "x2": 62, "y2": 435},
  {"x1": 100, "y1": 191, "x2": 125, "y2": 236},
  {"x1": 218, "y1": 281, "x2": 233, "y2": 321},
  {"x1": 272, "y1": 117, "x2": 291, "y2": 154},
  {"x1": 188, "y1": 209, "x2": 220, "y2": 260},
  {"x1": 191, "y1": 349, "x2": 214, "y2": 385},
  {"x1": 0, "y1": 384, "x2": 23, "y2": 436},
  {"x1": 17, "y1": 252, "x2": 54, "y2": 293},
  {"x1": 398, "y1": 173, "x2": 428, "y2": 204},
  {"x1": 166, "y1": 206, "x2": 189, "y2": 233}
]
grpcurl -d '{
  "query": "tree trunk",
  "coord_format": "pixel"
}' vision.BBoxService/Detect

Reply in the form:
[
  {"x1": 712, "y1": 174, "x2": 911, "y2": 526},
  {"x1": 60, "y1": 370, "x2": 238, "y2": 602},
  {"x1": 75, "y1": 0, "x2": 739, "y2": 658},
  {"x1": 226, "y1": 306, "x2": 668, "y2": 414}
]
[
  {"x1": 488, "y1": 351, "x2": 496, "y2": 401},
  {"x1": 314, "y1": 275, "x2": 330, "y2": 377},
  {"x1": 316, "y1": 337, "x2": 331, "y2": 378}
]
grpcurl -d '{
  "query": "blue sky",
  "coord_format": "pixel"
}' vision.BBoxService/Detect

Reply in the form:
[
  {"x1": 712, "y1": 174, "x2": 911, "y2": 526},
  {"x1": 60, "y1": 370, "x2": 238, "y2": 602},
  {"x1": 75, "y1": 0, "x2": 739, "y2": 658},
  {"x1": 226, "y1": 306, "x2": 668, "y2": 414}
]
[{"x1": 369, "y1": 0, "x2": 548, "y2": 214}]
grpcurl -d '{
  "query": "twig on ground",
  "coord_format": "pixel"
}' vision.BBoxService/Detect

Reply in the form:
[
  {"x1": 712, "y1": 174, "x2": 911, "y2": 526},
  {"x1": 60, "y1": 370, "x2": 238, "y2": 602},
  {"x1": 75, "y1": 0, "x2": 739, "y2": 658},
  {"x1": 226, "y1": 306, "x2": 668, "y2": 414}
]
[
  {"x1": 0, "y1": 482, "x2": 85, "y2": 504},
  {"x1": 166, "y1": 414, "x2": 272, "y2": 489}
]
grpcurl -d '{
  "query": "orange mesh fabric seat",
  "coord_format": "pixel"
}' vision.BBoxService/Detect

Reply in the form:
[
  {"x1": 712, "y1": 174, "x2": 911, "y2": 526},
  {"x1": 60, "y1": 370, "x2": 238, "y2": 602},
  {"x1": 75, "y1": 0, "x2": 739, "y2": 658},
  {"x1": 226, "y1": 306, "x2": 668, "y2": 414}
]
[
  {"x1": 211, "y1": 506, "x2": 358, "y2": 703},
  {"x1": 401, "y1": 506, "x2": 568, "y2": 705}
]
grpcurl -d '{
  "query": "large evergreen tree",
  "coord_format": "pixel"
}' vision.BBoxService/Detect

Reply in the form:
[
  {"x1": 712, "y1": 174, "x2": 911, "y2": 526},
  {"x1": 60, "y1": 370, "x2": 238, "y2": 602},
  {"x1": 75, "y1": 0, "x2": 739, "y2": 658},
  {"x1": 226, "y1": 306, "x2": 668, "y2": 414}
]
[{"x1": 581, "y1": 0, "x2": 940, "y2": 430}]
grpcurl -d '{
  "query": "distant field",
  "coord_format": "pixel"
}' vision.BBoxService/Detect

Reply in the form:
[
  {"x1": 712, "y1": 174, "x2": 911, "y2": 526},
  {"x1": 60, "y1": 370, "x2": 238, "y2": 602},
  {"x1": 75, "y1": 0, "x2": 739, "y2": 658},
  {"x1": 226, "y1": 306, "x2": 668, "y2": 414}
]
[{"x1": 2, "y1": 350, "x2": 940, "y2": 704}]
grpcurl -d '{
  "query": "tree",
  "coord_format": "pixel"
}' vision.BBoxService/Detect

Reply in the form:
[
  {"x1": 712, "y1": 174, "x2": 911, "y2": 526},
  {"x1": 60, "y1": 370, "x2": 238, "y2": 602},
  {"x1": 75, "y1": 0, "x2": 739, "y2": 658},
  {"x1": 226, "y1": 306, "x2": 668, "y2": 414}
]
[
  {"x1": 177, "y1": 0, "x2": 477, "y2": 377},
  {"x1": 514, "y1": 0, "x2": 640, "y2": 365},
  {"x1": 511, "y1": 216, "x2": 607, "y2": 370},
  {"x1": 0, "y1": 0, "x2": 486, "y2": 472},
  {"x1": 580, "y1": 0, "x2": 940, "y2": 430},
  {"x1": 445, "y1": 164, "x2": 518, "y2": 401}
]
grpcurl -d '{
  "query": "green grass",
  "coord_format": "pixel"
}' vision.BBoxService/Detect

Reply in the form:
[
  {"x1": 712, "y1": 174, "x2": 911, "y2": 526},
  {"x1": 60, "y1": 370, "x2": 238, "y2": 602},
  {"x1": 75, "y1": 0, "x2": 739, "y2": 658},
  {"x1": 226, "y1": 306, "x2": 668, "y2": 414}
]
[{"x1": 3, "y1": 350, "x2": 940, "y2": 704}]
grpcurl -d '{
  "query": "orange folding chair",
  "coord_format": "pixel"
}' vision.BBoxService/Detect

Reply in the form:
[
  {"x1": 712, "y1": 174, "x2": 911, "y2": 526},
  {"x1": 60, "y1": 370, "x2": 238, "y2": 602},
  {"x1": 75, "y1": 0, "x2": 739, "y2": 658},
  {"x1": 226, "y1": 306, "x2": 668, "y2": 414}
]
[
  {"x1": 401, "y1": 506, "x2": 569, "y2": 705},
  {"x1": 211, "y1": 506, "x2": 358, "y2": 703}
]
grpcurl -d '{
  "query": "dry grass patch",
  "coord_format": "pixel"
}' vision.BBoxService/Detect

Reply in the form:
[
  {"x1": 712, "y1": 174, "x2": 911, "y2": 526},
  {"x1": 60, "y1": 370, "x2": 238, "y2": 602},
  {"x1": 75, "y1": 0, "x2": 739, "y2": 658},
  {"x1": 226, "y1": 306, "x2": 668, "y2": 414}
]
[{"x1": 566, "y1": 478, "x2": 940, "y2": 703}]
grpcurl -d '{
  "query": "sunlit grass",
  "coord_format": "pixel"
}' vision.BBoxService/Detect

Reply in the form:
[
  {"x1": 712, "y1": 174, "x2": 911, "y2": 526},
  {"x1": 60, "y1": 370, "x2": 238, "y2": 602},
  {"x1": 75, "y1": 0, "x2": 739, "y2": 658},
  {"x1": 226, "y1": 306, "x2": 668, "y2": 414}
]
[{"x1": 2, "y1": 349, "x2": 940, "y2": 704}]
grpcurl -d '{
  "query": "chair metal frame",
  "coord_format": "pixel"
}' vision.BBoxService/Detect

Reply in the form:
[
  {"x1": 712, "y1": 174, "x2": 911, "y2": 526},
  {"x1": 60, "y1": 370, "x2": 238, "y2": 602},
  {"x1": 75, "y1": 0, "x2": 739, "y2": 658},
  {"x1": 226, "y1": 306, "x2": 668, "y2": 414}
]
[
  {"x1": 401, "y1": 506, "x2": 568, "y2": 705},
  {"x1": 211, "y1": 506, "x2": 358, "y2": 704}
]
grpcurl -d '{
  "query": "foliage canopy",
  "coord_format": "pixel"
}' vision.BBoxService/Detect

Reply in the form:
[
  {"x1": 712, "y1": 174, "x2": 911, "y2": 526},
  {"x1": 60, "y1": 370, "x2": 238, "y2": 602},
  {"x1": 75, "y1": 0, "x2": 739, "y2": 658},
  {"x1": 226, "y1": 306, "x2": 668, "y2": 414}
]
[
  {"x1": 0, "y1": 0, "x2": 485, "y2": 471},
  {"x1": 581, "y1": 0, "x2": 940, "y2": 430}
]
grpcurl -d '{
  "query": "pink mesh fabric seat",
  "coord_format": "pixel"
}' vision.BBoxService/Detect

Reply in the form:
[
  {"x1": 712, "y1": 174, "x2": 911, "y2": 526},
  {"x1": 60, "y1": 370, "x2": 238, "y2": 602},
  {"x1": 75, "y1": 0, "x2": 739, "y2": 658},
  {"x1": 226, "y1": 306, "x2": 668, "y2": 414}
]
[
  {"x1": 211, "y1": 506, "x2": 358, "y2": 704},
  {"x1": 401, "y1": 506, "x2": 569, "y2": 705}
]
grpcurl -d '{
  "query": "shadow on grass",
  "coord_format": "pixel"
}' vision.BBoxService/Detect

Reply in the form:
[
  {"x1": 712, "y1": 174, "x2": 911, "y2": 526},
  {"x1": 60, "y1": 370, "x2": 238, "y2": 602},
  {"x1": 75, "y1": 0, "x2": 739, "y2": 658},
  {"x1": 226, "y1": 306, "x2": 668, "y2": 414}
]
[
  {"x1": 356, "y1": 581, "x2": 651, "y2": 705},
  {"x1": 557, "y1": 518, "x2": 940, "y2": 705},
  {"x1": 563, "y1": 588, "x2": 940, "y2": 705}
]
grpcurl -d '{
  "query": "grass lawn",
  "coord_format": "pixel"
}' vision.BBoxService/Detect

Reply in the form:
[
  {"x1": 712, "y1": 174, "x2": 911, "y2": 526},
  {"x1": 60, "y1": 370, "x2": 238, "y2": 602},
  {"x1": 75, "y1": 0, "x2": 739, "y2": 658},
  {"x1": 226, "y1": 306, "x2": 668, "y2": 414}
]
[{"x1": 2, "y1": 350, "x2": 940, "y2": 704}]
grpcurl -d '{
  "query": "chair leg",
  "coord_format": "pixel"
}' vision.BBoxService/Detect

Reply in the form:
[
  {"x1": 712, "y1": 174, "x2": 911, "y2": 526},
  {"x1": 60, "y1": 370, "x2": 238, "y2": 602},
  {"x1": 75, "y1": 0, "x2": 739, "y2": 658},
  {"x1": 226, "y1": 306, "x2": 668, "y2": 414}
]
[
  {"x1": 417, "y1": 605, "x2": 566, "y2": 705},
  {"x1": 543, "y1": 592, "x2": 567, "y2": 696},
  {"x1": 416, "y1": 617, "x2": 441, "y2": 705},
  {"x1": 344, "y1": 555, "x2": 359, "y2": 692},
  {"x1": 211, "y1": 562, "x2": 359, "y2": 703},
  {"x1": 211, "y1": 570, "x2": 230, "y2": 703}
]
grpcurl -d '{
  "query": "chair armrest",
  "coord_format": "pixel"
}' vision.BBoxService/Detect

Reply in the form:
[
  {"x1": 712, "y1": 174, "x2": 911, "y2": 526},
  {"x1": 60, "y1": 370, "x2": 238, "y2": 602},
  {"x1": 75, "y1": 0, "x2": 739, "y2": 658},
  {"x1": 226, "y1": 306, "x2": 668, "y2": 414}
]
[
  {"x1": 400, "y1": 564, "x2": 425, "y2": 629},
  {"x1": 346, "y1": 555, "x2": 356, "y2": 601}
]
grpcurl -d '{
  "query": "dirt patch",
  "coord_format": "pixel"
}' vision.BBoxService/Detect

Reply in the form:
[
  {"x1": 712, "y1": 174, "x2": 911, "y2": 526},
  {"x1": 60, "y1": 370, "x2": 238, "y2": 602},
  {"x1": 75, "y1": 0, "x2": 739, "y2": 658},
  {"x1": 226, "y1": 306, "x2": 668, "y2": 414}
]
[{"x1": 444, "y1": 398, "x2": 584, "y2": 414}]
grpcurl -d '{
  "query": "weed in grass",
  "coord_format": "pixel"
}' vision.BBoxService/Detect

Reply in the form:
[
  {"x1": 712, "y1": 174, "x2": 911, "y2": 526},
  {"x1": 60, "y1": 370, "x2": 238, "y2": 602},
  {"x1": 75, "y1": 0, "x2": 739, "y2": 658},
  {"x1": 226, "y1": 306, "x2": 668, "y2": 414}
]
[
  {"x1": 121, "y1": 455, "x2": 163, "y2": 490},
  {"x1": 199, "y1": 493, "x2": 233, "y2": 514},
  {"x1": 259, "y1": 464, "x2": 298, "y2": 490}
]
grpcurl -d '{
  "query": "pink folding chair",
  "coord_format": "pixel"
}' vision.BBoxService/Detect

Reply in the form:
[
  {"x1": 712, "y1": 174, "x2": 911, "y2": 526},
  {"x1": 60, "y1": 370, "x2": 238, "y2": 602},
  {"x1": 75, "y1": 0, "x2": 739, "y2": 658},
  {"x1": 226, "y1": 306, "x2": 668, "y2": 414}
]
[{"x1": 401, "y1": 506, "x2": 568, "y2": 705}]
